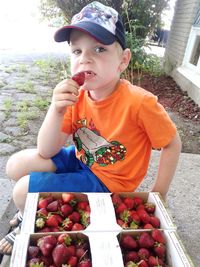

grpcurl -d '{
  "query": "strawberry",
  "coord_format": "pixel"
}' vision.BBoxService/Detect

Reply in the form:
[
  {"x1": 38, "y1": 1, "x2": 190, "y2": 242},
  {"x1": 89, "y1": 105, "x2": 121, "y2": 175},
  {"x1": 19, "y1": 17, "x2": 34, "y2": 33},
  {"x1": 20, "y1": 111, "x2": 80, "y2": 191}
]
[
  {"x1": 80, "y1": 210, "x2": 90, "y2": 227},
  {"x1": 37, "y1": 208, "x2": 48, "y2": 217},
  {"x1": 46, "y1": 200, "x2": 59, "y2": 212},
  {"x1": 132, "y1": 197, "x2": 143, "y2": 208},
  {"x1": 37, "y1": 240, "x2": 55, "y2": 257},
  {"x1": 116, "y1": 203, "x2": 128, "y2": 214},
  {"x1": 121, "y1": 234, "x2": 138, "y2": 250},
  {"x1": 111, "y1": 193, "x2": 122, "y2": 207},
  {"x1": 138, "y1": 232, "x2": 154, "y2": 248},
  {"x1": 67, "y1": 256, "x2": 78, "y2": 267},
  {"x1": 46, "y1": 215, "x2": 60, "y2": 227},
  {"x1": 144, "y1": 202, "x2": 156, "y2": 213},
  {"x1": 151, "y1": 229, "x2": 165, "y2": 244},
  {"x1": 62, "y1": 218, "x2": 73, "y2": 231},
  {"x1": 75, "y1": 247, "x2": 86, "y2": 259},
  {"x1": 138, "y1": 248, "x2": 150, "y2": 261},
  {"x1": 78, "y1": 259, "x2": 92, "y2": 267},
  {"x1": 71, "y1": 222, "x2": 84, "y2": 231},
  {"x1": 57, "y1": 233, "x2": 72, "y2": 245},
  {"x1": 52, "y1": 243, "x2": 70, "y2": 267},
  {"x1": 26, "y1": 258, "x2": 43, "y2": 266},
  {"x1": 148, "y1": 255, "x2": 163, "y2": 267},
  {"x1": 129, "y1": 221, "x2": 139, "y2": 229},
  {"x1": 120, "y1": 210, "x2": 132, "y2": 223},
  {"x1": 150, "y1": 216, "x2": 160, "y2": 228},
  {"x1": 40, "y1": 255, "x2": 54, "y2": 266},
  {"x1": 143, "y1": 223, "x2": 154, "y2": 229},
  {"x1": 62, "y1": 193, "x2": 77, "y2": 206},
  {"x1": 117, "y1": 219, "x2": 128, "y2": 228},
  {"x1": 137, "y1": 209, "x2": 151, "y2": 224},
  {"x1": 72, "y1": 72, "x2": 85, "y2": 86},
  {"x1": 130, "y1": 211, "x2": 141, "y2": 225},
  {"x1": 69, "y1": 211, "x2": 81, "y2": 223},
  {"x1": 77, "y1": 201, "x2": 89, "y2": 211},
  {"x1": 67, "y1": 245, "x2": 76, "y2": 256},
  {"x1": 124, "y1": 251, "x2": 139, "y2": 262},
  {"x1": 60, "y1": 204, "x2": 73, "y2": 217},
  {"x1": 27, "y1": 246, "x2": 40, "y2": 259},
  {"x1": 35, "y1": 217, "x2": 45, "y2": 229},
  {"x1": 123, "y1": 197, "x2": 135, "y2": 210},
  {"x1": 138, "y1": 260, "x2": 149, "y2": 267},
  {"x1": 38, "y1": 198, "x2": 49, "y2": 209},
  {"x1": 154, "y1": 242, "x2": 166, "y2": 259}
]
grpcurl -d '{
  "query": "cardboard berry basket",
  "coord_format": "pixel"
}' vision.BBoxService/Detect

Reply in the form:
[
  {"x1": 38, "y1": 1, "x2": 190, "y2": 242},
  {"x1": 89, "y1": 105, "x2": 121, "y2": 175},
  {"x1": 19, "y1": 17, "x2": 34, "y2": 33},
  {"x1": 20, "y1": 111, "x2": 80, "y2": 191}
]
[
  {"x1": 10, "y1": 230, "x2": 195, "y2": 267},
  {"x1": 10, "y1": 231, "x2": 124, "y2": 267},
  {"x1": 21, "y1": 192, "x2": 176, "y2": 234}
]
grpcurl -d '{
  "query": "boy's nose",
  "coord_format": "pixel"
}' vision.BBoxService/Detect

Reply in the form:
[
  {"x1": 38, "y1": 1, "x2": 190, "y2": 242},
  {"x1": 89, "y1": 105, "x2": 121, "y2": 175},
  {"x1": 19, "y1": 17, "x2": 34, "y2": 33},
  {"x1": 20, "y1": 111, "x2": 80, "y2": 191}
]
[{"x1": 80, "y1": 51, "x2": 92, "y2": 64}]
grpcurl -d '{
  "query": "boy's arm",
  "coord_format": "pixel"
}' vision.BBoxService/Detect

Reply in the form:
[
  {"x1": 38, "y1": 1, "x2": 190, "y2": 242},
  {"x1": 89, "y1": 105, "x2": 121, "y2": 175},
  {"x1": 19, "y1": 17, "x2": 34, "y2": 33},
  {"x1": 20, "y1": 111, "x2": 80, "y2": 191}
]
[
  {"x1": 151, "y1": 132, "x2": 182, "y2": 200},
  {"x1": 37, "y1": 78, "x2": 80, "y2": 158}
]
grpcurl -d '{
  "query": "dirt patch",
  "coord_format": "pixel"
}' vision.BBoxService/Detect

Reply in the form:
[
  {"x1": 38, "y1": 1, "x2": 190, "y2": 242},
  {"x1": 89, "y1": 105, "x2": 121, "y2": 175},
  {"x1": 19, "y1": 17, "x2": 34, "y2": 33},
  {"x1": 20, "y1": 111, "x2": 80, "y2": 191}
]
[{"x1": 139, "y1": 74, "x2": 200, "y2": 154}]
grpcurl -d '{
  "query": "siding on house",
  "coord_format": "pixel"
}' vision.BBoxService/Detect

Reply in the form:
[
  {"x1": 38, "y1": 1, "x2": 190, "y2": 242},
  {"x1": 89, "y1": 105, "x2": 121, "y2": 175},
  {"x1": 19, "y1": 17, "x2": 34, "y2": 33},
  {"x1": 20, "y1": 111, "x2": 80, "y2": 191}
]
[{"x1": 165, "y1": 0, "x2": 200, "y2": 67}]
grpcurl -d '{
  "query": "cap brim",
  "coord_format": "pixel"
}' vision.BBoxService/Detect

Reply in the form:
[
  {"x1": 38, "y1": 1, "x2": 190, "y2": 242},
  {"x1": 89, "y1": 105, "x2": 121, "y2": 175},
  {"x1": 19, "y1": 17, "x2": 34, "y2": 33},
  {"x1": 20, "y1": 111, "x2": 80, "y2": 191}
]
[{"x1": 54, "y1": 21, "x2": 116, "y2": 45}]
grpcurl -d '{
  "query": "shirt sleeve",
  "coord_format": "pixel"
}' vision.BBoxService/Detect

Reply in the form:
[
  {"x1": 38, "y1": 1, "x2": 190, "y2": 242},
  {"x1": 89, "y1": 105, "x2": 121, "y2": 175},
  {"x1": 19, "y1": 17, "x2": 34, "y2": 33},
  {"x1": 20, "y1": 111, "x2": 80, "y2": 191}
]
[{"x1": 137, "y1": 93, "x2": 177, "y2": 148}]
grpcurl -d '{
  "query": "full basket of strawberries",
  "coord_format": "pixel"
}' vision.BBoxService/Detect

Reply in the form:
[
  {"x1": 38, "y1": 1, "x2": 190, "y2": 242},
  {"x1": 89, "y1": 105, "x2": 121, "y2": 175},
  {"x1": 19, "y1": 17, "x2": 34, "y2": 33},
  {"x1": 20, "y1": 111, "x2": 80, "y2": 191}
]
[
  {"x1": 111, "y1": 193, "x2": 161, "y2": 230},
  {"x1": 26, "y1": 233, "x2": 92, "y2": 267},
  {"x1": 35, "y1": 193, "x2": 91, "y2": 233}
]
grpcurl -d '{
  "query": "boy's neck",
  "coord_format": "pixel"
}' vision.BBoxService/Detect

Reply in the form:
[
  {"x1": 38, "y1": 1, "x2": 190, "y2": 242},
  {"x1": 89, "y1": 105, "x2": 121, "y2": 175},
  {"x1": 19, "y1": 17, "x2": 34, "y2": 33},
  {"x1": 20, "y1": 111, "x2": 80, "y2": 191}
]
[{"x1": 87, "y1": 79, "x2": 121, "y2": 101}]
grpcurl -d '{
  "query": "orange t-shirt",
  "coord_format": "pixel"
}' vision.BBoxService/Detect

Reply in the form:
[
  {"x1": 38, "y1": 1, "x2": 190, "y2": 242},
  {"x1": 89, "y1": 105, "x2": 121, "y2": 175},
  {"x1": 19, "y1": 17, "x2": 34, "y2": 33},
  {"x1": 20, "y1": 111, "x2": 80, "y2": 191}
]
[{"x1": 61, "y1": 79, "x2": 176, "y2": 192}]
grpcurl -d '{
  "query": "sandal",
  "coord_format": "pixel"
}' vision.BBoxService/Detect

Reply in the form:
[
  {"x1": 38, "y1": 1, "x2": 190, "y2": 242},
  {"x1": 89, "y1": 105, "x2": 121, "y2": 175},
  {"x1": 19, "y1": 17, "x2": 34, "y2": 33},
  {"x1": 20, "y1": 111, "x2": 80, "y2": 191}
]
[
  {"x1": 0, "y1": 223, "x2": 21, "y2": 255},
  {"x1": 9, "y1": 211, "x2": 23, "y2": 227}
]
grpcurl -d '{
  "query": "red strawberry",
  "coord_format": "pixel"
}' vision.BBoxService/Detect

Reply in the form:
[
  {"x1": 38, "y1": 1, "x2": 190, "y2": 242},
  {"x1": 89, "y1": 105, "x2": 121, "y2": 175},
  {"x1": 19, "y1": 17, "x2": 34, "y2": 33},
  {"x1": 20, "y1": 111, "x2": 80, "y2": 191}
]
[
  {"x1": 123, "y1": 197, "x2": 135, "y2": 210},
  {"x1": 37, "y1": 208, "x2": 48, "y2": 217},
  {"x1": 117, "y1": 219, "x2": 128, "y2": 228},
  {"x1": 138, "y1": 260, "x2": 149, "y2": 267},
  {"x1": 121, "y1": 234, "x2": 138, "y2": 250},
  {"x1": 69, "y1": 211, "x2": 81, "y2": 223},
  {"x1": 26, "y1": 258, "x2": 42, "y2": 266},
  {"x1": 124, "y1": 251, "x2": 139, "y2": 262},
  {"x1": 145, "y1": 202, "x2": 156, "y2": 213},
  {"x1": 78, "y1": 259, "x2": 92, "y2": 267},
  {"x1": 138, "y1": 232, "x2": 154, "y2": 248},
  {"x1": 137, "y1": 209, "x2": 151, "y2": 224},
  {"x1": 27, "y1": 246, "x2": 40, "y2": 259},
  {"x1": 46, "y1": 215, "x2": 60, "y2": 227},
  {"x1": 75, "y1": 247, "x2": 86, "y2": 259},
  {"x1": 62, "y1": 218, "x2": 73, "y2": 231},
  {"x1": 132, "y1": 197, "x2": 143, "y2": 208},
  {"x1": 111, "y1": 193, "x2": 122, "y2": 207},
  {"x1": 143, "y1": 223, "x2": 154, "y2": 229},
  {"x1": 154, "y1": 242, "x2": 166, "y2": 259},
  {"x1": 47, "y1": 200, "x2": 59, "y2": 212},
  {"x1": 67, "y1": 245, "x2": 76, "y2": 256},
  {"x1": 130, "y1": 211, "x2": 141, "y2": 225},
  {"x1": 151, "y1": 229, "x2": 165, "y2": 244},
  {"x1": 138, "y1": 248, "x2": 150, "y2": 261},
  {"x1": 60, "y1": 204, "x2": 73, "y2": 217},
  {"x1": 62, "y1": 193, "x2": 77, "y2": 206},
  {"x1": 52, "y1": 243, "x2": 71, "y2": 267},
  {"x1": 38, "y1": 198, "x2": 49, "y2": 209},
  {"x1": 150, "y1": 216, "x2": 160, "y2": 228},
  {"x1": 148, "y1": 255, "x2": 163, "y2": 267},
  {"x1": 116, "y1": 203, "x2": 127, "y2": 214},
  {"x1": 77, "y1": 201, "x2": 89, "y2": 211},
  {"x1": 57, "y1": 233, "x2": 72, "y2": 245},
  {"x1": 40, "y1": 255, "x2": 54, "y2": 266},
  {"x1": 80, "y1": 210, "x2": 90, "y2": 227},
  {"x1": 120, "y1": 210, "x2": 132, "y2": 223},
  {"x1": 72, "y1": 72, "x2": 85, "y2": 86},
  {"x1": 37, "y1": 235, "x2": 57, "y2": 256},
  {"x1": 68, "y1": 255, "x2": 78, "y2": 267},
  {"x1": 71, "y1": 222, "x2": 84, "y2": 231}
]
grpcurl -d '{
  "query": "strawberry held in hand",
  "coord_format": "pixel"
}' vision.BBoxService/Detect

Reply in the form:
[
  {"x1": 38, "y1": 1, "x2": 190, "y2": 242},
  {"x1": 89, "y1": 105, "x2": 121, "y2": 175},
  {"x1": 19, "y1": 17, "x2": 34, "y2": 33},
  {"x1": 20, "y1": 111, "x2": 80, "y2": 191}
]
[{"x1": 72, "y1": 72, "x2": 85, "y2": 86}]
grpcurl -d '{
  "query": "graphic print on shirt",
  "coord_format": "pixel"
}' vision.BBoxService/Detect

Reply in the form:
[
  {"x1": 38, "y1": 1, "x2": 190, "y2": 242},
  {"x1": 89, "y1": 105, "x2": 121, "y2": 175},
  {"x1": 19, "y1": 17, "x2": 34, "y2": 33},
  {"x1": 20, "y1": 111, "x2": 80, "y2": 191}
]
[{"x1": 73, "y1": 118, "x2": 126, "y2": 167}]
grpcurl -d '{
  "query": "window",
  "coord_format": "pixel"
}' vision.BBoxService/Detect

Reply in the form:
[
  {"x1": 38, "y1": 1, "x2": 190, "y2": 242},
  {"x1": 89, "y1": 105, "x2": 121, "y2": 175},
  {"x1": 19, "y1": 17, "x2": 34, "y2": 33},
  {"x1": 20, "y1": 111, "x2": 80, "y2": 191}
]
[{"x1": 189, "y1": 35, "x2": 200, "y2": 66}]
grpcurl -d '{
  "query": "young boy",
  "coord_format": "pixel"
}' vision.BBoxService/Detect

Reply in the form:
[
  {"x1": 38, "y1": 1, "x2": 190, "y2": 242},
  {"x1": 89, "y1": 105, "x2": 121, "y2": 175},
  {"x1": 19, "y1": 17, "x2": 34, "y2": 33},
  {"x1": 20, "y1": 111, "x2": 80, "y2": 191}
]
[{"x1": 0, "y1": 1, "x2": 181, "y2": 254}]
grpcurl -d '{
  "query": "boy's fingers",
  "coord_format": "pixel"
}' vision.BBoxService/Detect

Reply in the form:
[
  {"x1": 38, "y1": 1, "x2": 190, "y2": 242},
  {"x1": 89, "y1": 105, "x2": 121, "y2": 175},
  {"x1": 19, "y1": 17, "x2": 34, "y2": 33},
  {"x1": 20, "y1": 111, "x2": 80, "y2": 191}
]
[{"x1": 55, "y1": 80, "x2": 79, "y2": 95}]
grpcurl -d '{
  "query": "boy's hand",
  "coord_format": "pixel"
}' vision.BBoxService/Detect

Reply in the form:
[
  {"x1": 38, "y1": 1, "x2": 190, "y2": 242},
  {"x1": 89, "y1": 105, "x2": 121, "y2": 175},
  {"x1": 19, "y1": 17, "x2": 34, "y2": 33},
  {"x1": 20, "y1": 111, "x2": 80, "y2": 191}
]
[{"x1": 52, "y1": 72, "x2": 85, "y2": 114}]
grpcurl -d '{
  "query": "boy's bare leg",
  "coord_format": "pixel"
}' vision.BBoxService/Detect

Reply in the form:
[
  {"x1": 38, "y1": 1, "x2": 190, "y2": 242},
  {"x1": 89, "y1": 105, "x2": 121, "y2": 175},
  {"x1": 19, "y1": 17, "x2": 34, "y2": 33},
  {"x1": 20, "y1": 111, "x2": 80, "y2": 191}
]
[{"x1": 6, "y1": 148, "x2": 57, "y2": 181}]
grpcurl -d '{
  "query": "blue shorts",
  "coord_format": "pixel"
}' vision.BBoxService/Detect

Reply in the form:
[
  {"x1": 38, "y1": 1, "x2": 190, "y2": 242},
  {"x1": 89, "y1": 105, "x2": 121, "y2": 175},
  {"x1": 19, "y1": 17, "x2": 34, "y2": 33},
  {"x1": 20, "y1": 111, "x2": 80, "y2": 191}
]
[{"x1": 28, "y1": 146, "x2": 109, "y2": 193}]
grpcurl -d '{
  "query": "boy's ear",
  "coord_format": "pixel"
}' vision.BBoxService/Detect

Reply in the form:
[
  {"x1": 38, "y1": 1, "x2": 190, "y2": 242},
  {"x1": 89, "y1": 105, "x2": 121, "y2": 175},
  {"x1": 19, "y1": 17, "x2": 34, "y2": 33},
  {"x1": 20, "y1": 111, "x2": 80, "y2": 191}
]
[{"x1": 119, "y1": 48, "x2": 132, "y2": 73}]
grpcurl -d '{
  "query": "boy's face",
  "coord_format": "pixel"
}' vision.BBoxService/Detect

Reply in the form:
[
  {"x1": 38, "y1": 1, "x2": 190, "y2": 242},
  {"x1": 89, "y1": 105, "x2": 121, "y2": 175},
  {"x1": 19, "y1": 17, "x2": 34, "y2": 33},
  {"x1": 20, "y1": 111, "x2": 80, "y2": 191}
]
[{"x1": 69, "y1": 30, "x2": 128, "y2": 99}]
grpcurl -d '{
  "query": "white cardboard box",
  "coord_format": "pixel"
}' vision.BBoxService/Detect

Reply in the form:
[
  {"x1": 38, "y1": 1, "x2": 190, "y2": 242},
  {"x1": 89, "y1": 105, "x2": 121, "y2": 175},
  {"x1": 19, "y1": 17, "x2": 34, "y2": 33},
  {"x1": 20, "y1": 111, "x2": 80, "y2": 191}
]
[
  {"x1": 21, "y1": 192, "x2": 176, "y2": 234},
  {"x1": 10, "y1": 230, "x2": 195, "y2": 267}
]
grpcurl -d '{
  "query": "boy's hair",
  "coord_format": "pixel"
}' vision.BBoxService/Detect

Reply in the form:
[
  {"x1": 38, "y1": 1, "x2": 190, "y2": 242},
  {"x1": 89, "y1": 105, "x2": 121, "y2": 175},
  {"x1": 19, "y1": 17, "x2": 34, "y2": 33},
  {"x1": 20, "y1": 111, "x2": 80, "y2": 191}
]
[{"x1": 54, "y1": 1, "x2": 126, "y2": 50}]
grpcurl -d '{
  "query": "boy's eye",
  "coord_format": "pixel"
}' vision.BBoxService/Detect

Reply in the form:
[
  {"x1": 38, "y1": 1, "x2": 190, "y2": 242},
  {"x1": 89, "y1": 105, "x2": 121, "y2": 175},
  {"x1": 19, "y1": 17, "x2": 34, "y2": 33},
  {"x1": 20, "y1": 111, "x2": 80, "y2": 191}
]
[
  {"x1": 95, "y1": 46, "x2": 106, "y2": 53},
  {"x1": 72, "y1": 49, "x2": 81, "y2": 55}
]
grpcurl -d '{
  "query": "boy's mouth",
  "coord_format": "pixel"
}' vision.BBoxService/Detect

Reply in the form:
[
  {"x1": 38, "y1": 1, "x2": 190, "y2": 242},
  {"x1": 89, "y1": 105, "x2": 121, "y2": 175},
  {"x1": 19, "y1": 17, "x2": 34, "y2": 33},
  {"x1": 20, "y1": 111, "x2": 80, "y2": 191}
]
[{"x1": 84, "y1": 71, "x2": 96, "y2": 79}]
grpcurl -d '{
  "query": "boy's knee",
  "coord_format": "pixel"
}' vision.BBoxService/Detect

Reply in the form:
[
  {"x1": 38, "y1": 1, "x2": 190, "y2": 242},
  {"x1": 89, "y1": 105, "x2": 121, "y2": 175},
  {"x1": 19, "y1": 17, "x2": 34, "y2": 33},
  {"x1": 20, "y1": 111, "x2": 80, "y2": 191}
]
[
  {"x1": 13, "y1": 175, "x2": 29, "y2": 212},
  {"x1": 6, "y1": 154, "x2": 19, "y2": 179}
]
